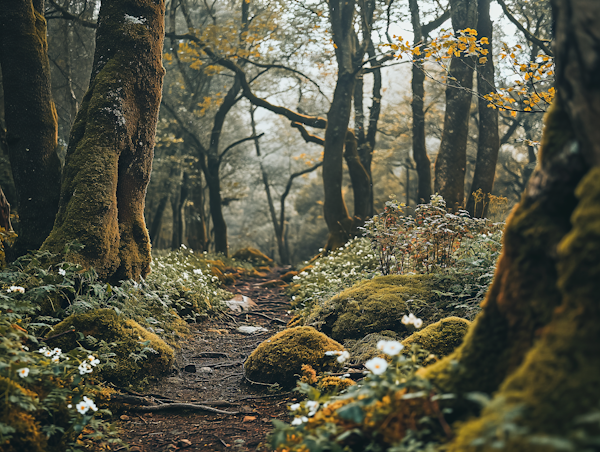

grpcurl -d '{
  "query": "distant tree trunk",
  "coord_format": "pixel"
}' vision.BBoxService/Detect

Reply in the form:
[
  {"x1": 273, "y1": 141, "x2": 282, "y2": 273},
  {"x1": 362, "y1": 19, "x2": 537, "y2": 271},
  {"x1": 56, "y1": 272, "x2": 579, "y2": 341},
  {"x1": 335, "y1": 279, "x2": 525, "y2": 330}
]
[
  {"x1": 434, "y1": 0, "x2": 477, "y2": 210},
  {"x1": 0, "y1": 0, "x2": 62, "y2": 258},
  {"x1": 409, "y1": 0, "x2": 433, "y2": 204},
  {"x1": 186, "y1": 173, "x2": 207, "y2": 251},
  {"x1": 149, "y1": 194, "x2": 169, "y2": 246},
  {"x1": 323, "y1": 0, "x2": 359, "y2": 250},
  {"x1": 465, "y1": 0, "x2": 499, "y2": 218},
  {"x1": 0, "y1": 186, "x2": 11, "y2": 232},
  {"x1": 424, "y1": 1, "x2": 600, "y2": 448},
  {"x1": 204, "y1": 155, "x2": 228, "y2": 255},
  {"x1": 42, "y1": 0, "x2": 166, "y2": 282},
  {"x1": 343, "y1": 130, "x2": 371, "y2": 224},
  {"x1": 171, "y1": 170, "x2": 188, "y2": 250}
]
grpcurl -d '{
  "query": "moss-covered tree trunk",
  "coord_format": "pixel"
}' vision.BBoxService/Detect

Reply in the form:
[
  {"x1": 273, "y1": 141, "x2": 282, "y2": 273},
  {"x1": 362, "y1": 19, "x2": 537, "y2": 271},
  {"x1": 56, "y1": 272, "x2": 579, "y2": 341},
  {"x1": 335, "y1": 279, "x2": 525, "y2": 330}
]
[
  {"x1": 0, "y1": 0, "x2": 62, "y2": 258},
  {"x1": 423, "y1": 1, "x2": 600, "y2": 449},
  {"x1": 42, "y1": 0, "x2": 165, "y2": 282},
  {"x1": 433, "y1": 0, "x2": 477, "y2": 211}
]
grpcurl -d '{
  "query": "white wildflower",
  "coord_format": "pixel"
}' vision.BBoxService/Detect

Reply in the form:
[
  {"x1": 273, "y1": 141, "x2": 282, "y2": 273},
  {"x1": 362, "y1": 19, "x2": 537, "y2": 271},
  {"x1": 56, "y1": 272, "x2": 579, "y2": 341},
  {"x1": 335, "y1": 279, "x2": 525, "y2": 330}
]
[
  {"x1": 291, "y1": 416, "x2": 308, "y2": 425},
  {"x1": 193, "y1": 269, "x2": 202, "y2": 275},
  {"x1": 76, "y1": 401, "x2": 89, "y2": 414},
  {"x1": 88, "y1": 355, "x2": 100, "y2": 367},
  {"x1": 17, "y1": 368, "x2": 29, "y2": 378},
  {"x1": 365, "y1": 357, "x2": 388, "y2": 375},
  {"x1": 83, "y1": 396, "x2": 98, "y2": 412},
  {"x1": 79, "y1": 361, "x2": 93, "y2": 375},
  {"x1": 377, "y1": 340, "x2": 404, "y2": 356},
  {"x1": 413, "y1": 318, "x2": 423, "y2": 328},
  {"x1": 7, "y1": 286, "x2": 25, "y2": 293},
  {"x1": 337, "y1": 351, "x2": 350, "y2": 363},
  {"x1": 290, "y1": 403, "x2": 301, "y2": 411}
]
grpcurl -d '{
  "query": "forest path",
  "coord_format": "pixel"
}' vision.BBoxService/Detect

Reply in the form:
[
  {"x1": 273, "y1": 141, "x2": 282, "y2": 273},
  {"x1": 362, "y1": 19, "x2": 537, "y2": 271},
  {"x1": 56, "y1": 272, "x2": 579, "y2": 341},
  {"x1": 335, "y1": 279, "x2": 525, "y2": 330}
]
[{"x1": 116, "y1": 269, "x2": 295, "y2": 451}]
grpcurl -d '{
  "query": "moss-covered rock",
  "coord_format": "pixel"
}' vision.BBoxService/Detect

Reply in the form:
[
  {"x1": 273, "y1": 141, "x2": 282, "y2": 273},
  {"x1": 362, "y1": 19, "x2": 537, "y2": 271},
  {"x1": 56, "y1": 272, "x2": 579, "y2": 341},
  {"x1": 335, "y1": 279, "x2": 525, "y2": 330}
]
[
  {"x1": 49, "y1": 309, "x2": 174, "y2": 387},
  {"x1": 306, "y1": 275, "x2": 436, "y2": 341},
  {"x1": 0, "y1": 377, "x2": 47, "y2": 452},
  {"x1": 232, "y1": 247, "x2": 273, "y2": 266},
  {"x1": 244, "y1": 326, "x2": 345, "y2": 388},
  {"x1": 401, "y1": 317, "x2": 470, "y2": 358}
]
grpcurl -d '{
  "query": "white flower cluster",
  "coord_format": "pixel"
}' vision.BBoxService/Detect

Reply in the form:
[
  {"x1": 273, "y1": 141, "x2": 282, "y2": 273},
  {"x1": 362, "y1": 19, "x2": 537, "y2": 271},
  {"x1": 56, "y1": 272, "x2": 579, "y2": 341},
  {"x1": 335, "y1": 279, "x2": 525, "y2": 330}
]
[
  {"x1": 6, "y1": 286, "x2": 25, "y2": 293},
  {"x1": 72, "y1": 396, "x2": 98, "y2": 414},
  {"x1": 37, "y1": 347, "x2": 65, "y2": 363},
  {"x1": 325, "y1": 350, "x2": 350, "y2": 363},
  {"x1": 58, "y1": 268, "x2": 67, "y2": 276},
  {"x1": 17, "y1": 367, "x2": 29, "y2": 378},
  {"x1": 402, "y1": 313, "x2": 423, "y2": 328},
  {"x1": 79, "y1": 355, "x2": 100, "y2": 375},
  {"x1": 290, "y1": 400, "x2": 320, "y2": 425}
]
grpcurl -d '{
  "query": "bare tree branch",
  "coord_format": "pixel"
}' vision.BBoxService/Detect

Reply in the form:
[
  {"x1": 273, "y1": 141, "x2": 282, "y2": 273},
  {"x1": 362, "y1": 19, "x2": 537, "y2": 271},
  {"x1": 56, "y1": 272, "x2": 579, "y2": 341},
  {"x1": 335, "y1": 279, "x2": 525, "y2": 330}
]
[
  {"x1": 496, "y1": 0, "x2": 553, "y2": 56},
  {"x1": 291, "y1": 122, "x2": 325, "y2": 146},
  {"x1": 46, "y1": 0, "x2": 97, "y2": 28},
  {"x1": 219, "y1": 133, "x2": 264, "y2": 164}
]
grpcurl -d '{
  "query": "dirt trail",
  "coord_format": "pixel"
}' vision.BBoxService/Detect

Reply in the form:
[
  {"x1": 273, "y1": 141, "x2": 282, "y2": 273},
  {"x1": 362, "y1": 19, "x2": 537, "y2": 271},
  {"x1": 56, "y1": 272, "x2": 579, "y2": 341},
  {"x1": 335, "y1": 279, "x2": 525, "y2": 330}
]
[{"x1": 117, "y1": 270, "x2": 295, "y2": 451}]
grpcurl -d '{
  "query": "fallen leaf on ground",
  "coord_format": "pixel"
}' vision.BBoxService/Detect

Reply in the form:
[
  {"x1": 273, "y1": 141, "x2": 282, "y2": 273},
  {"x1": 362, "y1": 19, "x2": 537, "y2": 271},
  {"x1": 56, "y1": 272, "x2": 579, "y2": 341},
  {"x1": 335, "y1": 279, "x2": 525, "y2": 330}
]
[{"x1": 243, "y1": 415, "x2": 257, "y2": 422}]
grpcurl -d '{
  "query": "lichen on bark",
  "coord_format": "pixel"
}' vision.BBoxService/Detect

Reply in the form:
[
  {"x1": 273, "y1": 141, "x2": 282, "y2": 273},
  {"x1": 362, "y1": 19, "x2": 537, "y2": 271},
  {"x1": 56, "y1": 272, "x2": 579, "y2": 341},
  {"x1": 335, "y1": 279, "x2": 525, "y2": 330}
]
[{"x1": 42, "y1": 0, "x2": 166, "y2": 282}]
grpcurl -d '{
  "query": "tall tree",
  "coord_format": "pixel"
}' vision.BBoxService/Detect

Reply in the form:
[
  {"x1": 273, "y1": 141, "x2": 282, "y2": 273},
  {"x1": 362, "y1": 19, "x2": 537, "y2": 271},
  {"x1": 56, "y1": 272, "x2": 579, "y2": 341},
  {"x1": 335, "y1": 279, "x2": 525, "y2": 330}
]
[
  {"x1": 0, "y1": 0, "x2": 62, "y2": 257},
  {"x1": 42, "y1": 0, "x2": 166, "y2": 282},
  {"x1": 423, "y1": 1, "x2": 600, "y2": 448},
  {"x1": 433, "y1": 0, "x2": 477, "y2": 210},
  {"x1": 465, "y1": 0, "x2": 499, "y2": 217}
]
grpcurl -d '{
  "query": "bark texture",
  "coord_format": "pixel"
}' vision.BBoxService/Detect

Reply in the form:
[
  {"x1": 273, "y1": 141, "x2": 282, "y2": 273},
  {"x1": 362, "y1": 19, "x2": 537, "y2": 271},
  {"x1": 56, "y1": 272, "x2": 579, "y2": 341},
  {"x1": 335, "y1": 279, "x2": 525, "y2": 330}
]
[
  {"x1": 434, "y1": 0, "x2": 477, "y2": 210},
  {"x1": 423, "y1": 2, "x2": 600, "y2": 449},
  {"x1": 42, "y1": 0, "x2": 166, "y2": 282},
  {"x1": 465, "y1": 0, "x2": 499, "y2": 217},
  {"x1": 0, "y1": 0, "x2": 62, "y2": 257},
  {"x1": 409, "y1": 0, "x2": 433, "y2": 204}
]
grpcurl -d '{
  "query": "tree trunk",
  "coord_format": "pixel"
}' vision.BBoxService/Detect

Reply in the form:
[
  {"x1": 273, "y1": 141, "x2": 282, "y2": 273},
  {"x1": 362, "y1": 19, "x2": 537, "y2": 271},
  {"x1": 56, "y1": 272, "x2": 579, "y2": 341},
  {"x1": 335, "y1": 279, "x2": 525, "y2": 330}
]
[
  {"x1": 465, "y1": 0, "x2": 500, "y2": 218},
  {"x1": 171, "y1": 170, "x2": 188, "y2": 250},
  {"x1": 0, "y1": 186, "x2": 11, "y2": 232},
  {"x1": 205, "y1": 156, "x2": 228, "y2": 255},
  {"x1": 149, "y1": 194, "x2": 169, "y2": 246},
  {"x1": 186, "y1": 173, "x2": 207, "y2": 252},
  {"x1": 343, "y1": 131, "x2": 371, "y2": 226},
  {"x1": 42, "y1": 0, "x2": 165, "y2": 282},
  {"x1": 424, "y1": 2, "x2": 600, "y2": 448},
  {"x1": 434, "y1": 0, "x2": 477, "y2": 210},
  {"x1": 409, "y1": 0, "x2": 433, "y2": 204},
  {"x1": 0, "y1": 0, "x2": 62, "y2": 258}
]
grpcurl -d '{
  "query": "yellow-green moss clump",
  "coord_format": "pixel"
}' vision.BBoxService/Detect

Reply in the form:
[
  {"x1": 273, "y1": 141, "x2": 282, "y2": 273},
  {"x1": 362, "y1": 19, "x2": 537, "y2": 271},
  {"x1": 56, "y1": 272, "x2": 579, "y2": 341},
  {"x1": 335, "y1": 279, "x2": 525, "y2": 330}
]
[
  {"x1": 0, "y1": 377, "x2": 47, "y2": 452},
  {"x1": 401, "y1": 317, "x2": 470, "y2": 358},
  {"x1": 244, "y1": 326, "x2": 345, "y2": 388},
  {"x1": 306, "y1": 275, "x2": 435, "y2": 341},
  {"x1": 49, "y1": 309, "x2": 174, "y2": 387},
  {"x1": 232, "y1": 247, "x2": 273, "y2": 266}
]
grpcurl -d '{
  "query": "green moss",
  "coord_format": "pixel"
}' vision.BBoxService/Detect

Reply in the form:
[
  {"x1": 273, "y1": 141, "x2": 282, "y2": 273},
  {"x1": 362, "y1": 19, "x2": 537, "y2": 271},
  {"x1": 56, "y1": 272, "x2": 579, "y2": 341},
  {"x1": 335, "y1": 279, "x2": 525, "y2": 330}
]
[
  {"x1": 0, "y1": 377, "x2": 47, "y2": 452},
  {"x1": 231, "y1": 247, "x2": 273, "y2": 266},
  {"x1": 444, "y1": 166, "x2": 600, "y2": 451},
  {"x1": 307, "y1": 275, "x2": 436, "y2": 341},
  {"x1": 49, "y1": 309, "x2": 174, "y2": 387},
  {"x1": 401, "y1": 317, "x2": 470, "y2": 358},
  {"x1": 422, "y1": 99, "x2": 587, "y2": 397},
  {"x1": 244, "y1": 326, "x2": 345, "y2": 388}
]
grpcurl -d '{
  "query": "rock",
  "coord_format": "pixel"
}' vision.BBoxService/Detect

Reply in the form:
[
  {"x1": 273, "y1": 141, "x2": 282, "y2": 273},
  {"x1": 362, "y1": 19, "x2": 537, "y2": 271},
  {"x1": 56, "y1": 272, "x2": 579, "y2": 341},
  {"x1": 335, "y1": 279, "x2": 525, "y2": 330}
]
[
  {"x1": 183, "y1": 364, "x2": 196, "y2": 373},
  {"x1": 237, "y1": 325, "x2": 268, "y2": 334},
  {"x1": 224, "y1": 294, "x2": 257, "y2": 312},
  {"x1": 198, "y1": 367, "x2": 213, "y2": 373}
]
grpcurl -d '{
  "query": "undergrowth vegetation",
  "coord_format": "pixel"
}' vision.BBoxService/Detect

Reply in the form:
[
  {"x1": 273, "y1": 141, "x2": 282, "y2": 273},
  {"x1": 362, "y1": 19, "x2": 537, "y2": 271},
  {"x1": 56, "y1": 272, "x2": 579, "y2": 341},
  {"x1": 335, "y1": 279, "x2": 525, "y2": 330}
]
[
  {"x1": 0, "y1": 244, "x2": 250, "y2": 450},
  {"x1": 289, "y1": 196, "x2": 503, "y2": 324}
]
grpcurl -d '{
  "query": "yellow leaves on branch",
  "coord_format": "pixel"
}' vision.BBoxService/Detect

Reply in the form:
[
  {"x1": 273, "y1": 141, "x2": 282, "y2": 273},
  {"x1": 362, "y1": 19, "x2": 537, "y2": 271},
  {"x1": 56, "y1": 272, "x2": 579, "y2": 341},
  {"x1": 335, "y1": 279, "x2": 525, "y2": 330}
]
[{"x1": 385, "y1": 30, "x2": 555, "y2": 114}]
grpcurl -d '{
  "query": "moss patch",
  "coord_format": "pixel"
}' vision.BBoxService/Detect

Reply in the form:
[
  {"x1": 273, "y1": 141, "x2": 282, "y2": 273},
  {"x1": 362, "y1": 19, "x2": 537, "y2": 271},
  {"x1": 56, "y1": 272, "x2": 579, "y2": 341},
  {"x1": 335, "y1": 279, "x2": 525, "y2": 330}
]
[
  {"x1": 0, "y1": 377, "x2": 46, "y2": 452},
  {"x1": 49, "y1": 309, "x2": 174, "y2": 387},
  {"x1": 306, "y1": 275, "x2": 436, "y2": 341},
  {"x1": 244, "y1": 326, "x2": 344, "y2": 388},
  {"x1": 401, "y1": 317, "x2": 470, "y2": 358}
]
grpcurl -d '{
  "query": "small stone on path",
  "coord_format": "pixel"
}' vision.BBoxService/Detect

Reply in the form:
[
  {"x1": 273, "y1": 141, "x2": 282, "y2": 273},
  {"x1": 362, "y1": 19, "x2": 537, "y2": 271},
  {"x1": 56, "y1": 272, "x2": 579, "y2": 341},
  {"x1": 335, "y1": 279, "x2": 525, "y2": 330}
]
[{"x1": 237, "y1": 325, "x2": 268, "y2": 334}]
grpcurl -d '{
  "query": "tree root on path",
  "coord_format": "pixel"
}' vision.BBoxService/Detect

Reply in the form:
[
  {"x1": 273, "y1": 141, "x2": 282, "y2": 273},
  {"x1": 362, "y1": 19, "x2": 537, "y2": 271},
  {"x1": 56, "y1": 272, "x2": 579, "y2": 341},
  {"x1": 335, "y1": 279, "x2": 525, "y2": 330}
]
[{"x1": 130, "y1": 403, "x2": 240, "y2": 415}]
